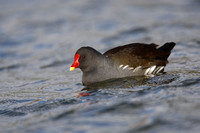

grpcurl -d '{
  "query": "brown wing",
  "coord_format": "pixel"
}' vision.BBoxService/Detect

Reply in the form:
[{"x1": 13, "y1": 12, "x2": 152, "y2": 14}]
[{"x1": 103, "y1": 42, "x2": 175, "y2": 68}]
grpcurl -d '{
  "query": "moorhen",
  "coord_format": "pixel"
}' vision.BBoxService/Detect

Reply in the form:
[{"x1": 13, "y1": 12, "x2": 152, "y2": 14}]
[{"x1": 70, "y1": 42, "x2": 176, "y2": 85}]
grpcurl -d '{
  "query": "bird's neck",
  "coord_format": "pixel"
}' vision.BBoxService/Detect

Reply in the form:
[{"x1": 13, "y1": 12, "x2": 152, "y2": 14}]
[{"x1": 81, "y1": 56, "x2": 113, "y2": 85}]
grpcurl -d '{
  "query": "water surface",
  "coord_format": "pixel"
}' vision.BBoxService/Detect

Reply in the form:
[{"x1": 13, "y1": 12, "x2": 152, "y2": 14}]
[{"x1": 0, "y1": 0, "x2": 200, "y2": 133}]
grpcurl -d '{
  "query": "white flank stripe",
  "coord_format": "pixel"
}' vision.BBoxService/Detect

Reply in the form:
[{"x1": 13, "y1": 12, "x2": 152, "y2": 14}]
[
  {"x1": 119, "y1": 65, "x2": 124, "y2": 69},
  {"x1": 133, "y1": 66, "x2": 142, "y2": 72},
  {"x1": 122, "y1": 65, "x2": 129, "y2": 70},
  {"x1": 128, "y1": 67, "x2": 134, "y2": 70}
]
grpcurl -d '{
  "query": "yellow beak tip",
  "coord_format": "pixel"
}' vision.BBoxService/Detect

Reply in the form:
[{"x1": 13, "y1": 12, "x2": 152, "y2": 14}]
[{"x1": 69, "y1": 67, "x2": 75, "y2": 71}]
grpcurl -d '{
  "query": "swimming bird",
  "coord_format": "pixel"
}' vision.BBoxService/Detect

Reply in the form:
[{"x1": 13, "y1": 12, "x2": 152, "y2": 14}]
[{"x1": 70, "y1": 42, "x2": 176, "y2": 85}]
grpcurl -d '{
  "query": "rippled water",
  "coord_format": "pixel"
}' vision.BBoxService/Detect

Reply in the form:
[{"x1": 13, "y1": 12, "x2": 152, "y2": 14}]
[{"x1": 0, "y1": 0, "x2": 200, "y2": 133}]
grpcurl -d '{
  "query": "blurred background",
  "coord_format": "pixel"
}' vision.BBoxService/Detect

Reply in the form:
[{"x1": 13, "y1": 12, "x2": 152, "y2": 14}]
[{"x1": 0, "y1": 0, "x2": 200, "y2": 133}]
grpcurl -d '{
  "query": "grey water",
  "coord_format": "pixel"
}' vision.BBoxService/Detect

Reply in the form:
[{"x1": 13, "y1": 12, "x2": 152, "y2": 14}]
[{"x1": 0, "y1": 0, "x2": 200, "y2": 133}]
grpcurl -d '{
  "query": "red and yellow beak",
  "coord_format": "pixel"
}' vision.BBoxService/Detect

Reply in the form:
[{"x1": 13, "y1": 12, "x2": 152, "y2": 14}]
[{"x1": 70, "y1": 53, "x2": 80, "y2": 71}]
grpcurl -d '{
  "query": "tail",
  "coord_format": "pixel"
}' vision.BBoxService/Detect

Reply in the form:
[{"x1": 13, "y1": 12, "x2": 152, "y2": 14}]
[
  {"x1": 158, "y1": 42, "x2": 176, "y2": 60},
  {"x1": 158, "y1": 42, "x2": 176, "y2": 52}
]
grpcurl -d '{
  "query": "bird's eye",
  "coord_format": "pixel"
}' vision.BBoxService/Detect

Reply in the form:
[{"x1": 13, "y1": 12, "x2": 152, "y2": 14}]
[{"x1": 82, "y1": 55, "x2": 86, "y2": 59}]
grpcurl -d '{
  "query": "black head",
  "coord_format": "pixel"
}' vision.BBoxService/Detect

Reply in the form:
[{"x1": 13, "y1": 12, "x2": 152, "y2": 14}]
[{"x1": 70, "y1": 47, "x2": 103, "y2": 72}]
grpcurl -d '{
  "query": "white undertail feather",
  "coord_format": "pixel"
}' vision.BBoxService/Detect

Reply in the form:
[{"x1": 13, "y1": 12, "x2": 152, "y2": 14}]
[
  {"x1": 153, "y1": 67, "x2": 160, "y2": 73},
  {"x1": 157, "y1": 66, "x2": 164, "y2": 73},
  {"x1": 145, "y1": 65, "x2": 164, "y2": 75},
  {"x1": 144, "y1": 65, "x2": 157, "y2": 75},
  {"x1": 146, "y1": 65, "x2": 156, "y2": 75},
  {"x1": 144, "y1": 67, "x2": 151, "y2": 75}
]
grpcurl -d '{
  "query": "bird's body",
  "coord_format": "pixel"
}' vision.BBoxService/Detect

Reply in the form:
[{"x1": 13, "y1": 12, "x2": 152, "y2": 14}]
[{"x1": 70, "y1": 42, "x2": 176, "y2": 85}]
